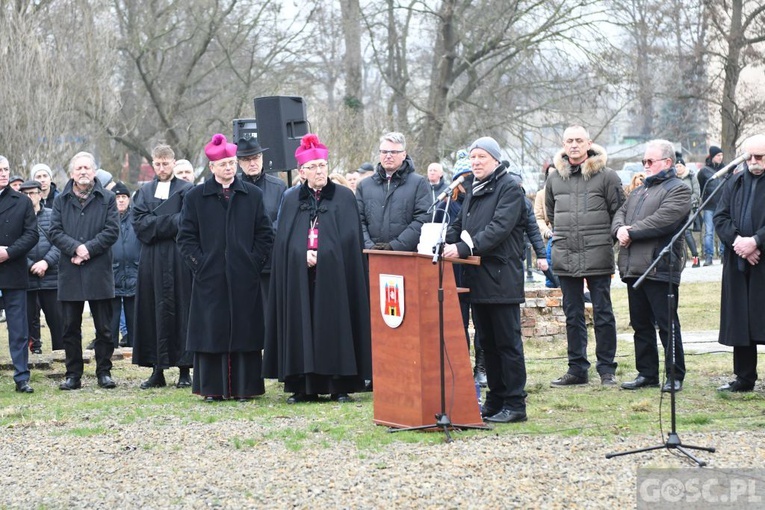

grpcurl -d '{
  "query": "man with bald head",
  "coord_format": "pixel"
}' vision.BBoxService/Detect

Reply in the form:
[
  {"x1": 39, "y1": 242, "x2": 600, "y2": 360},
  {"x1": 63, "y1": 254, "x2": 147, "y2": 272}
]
[
  {"x1": 714, "y1": 134, "x2": 765, "y2": 392},
  {"x1": 545, "y1": 125, "x2": 625, "y2": 387}
]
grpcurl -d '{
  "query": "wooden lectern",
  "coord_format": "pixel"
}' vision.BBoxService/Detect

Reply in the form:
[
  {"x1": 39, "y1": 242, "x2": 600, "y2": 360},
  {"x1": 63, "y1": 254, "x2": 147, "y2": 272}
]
[{"x1": 365, "y1": 250, "x2": 484, "y2": 429}]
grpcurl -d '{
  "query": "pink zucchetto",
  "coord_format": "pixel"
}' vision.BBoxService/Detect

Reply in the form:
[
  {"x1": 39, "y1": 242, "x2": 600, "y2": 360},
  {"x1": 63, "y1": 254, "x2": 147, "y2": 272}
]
[
  {"x1": 205, "y1": 134, "x2": 238, "y2": 162},
  {"x1": 295, "y1": 133, "x2": 329, "y2": 167}
]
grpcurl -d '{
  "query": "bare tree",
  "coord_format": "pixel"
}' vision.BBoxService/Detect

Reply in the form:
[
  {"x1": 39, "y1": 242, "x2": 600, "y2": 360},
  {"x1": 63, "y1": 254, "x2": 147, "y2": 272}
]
[{"x1": 707, "y1": 0, "x2": 765, "y2": 156}]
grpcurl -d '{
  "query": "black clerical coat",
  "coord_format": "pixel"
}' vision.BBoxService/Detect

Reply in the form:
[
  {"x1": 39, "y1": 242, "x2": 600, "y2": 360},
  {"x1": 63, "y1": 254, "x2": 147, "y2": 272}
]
[
  {"x1": 131, "y1": 177, "x2": 194, "y2": 367},
  {"x1": 177, "y1": 176, "x2": 274, "y2": 353},
  {"x1": 714, "y1": 170, "x2": 765, "y2": 346},
  {"x1": 263, "y1": 180, "x2": 372, "y2": 381}
]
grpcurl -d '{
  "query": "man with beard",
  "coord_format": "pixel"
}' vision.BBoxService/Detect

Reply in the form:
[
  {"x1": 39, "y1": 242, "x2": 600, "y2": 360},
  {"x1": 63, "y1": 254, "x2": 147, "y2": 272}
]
[
  {"x1": 697, "y1": 145, "x2": 725, "y2": 266},
  {"x1": 0, "y1": 158, "x2": 38, "y2": 393},
  {"x1": 237, "y1": 137, "x2": 287, "y2": 310},
  {"x1": 178, "y1": 134, "x2": 274, "y2": 401},
  {"x1": 356, "y1": 132, "x2": 431, "y2": 251},
  {"x1": 50, "y1": 152, "x2": 119, "y2": 390},
  {"x1": 132, "y1": 144, "x2": 194, "y2": 389},
  {"x1": 714, "y1": 134, "x2": 765, "y2": 392},
  {"x1": 264, "y1": 133, "x2": 371, "y2": 403}
]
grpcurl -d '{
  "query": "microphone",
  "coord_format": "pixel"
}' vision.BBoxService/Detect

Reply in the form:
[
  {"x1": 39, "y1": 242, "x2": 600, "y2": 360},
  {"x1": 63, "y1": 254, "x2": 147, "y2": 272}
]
[
  {"x1": 435, "y1": 175, "x2": 466, "y2": 202},
  {"x1": 711, "y1": 152, "x2": 750, "y2": 179}
]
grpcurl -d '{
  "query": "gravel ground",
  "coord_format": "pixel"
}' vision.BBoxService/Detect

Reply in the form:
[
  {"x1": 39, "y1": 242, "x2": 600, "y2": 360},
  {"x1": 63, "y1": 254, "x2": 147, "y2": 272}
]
[{"x1": 2, "y1": 413, "x2": 763, "y2": 508}]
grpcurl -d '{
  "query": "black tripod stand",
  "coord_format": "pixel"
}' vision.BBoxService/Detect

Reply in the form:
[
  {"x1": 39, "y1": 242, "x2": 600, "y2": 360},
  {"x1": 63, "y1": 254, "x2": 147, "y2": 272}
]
[
  {"x1": 390, "y1": 197, "x2": 489, "y2": 442},
  {"x1": 606, "y1": 170, "x2": 732, "y2": 466}
]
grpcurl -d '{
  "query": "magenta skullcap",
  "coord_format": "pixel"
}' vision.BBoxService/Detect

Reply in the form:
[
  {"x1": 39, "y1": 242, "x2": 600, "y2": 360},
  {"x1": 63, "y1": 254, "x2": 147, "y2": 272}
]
[
  {"x1": 295, "y1": 134, "x2": 329, "y2": 167},
  {"x1": 205, "y1": 134, "x2": 238, "y2": 162}
]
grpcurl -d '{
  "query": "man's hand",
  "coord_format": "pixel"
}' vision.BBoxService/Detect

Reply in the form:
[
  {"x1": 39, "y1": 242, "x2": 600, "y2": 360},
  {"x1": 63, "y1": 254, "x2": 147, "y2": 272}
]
[
  {"x1": 733, "y1": 235, "x2": 759, "y2": 258},
  {"x1": 30, "y1": 260, "x2": 49, "y2": 277},
  {"x1": 75, "y1": 244, "x2": 91, "y2": 260},
  {"x1": 0, "y1": 247, "x2": 8, "y2": 263},
  {"x1": 71, "y1": 255, "x2": 87, "y2": 265},
  {"x1": 371, "y1": 242, "x2": 392, "y2": 250},
  {"x1": 537, "y1": 258, "x2": 549, "y2": 271},
  {"x1": 616, "y1": 226, "x2": 632, "y2": 247},
  {"x1": 307, "y1": 250, "x2": 317, "y2": 268},
  {"x1": 746, "y1": 248, "x2": 761, "y2": 266},
  {"x1": 442, "y1": 243, "x2": 459, "y2": 258}
]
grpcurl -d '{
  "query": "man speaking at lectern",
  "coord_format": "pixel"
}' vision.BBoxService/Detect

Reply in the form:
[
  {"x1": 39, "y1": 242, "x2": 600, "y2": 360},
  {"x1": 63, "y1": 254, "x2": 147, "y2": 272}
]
[{"x1": 443, "y1": 136, "x2": 528, "y2": 424}]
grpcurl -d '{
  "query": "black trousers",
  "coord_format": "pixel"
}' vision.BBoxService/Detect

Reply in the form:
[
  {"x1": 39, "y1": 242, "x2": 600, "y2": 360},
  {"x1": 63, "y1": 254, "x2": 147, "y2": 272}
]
[
  {"x1": 27, "y1": 289, "x2": 63, "y2": 351},
  {"x1": 110, "y1": 296, "x2": 135, "y2": 347},
  {"x1": 733, "y1": 344, "x2": 758, "y2": 386},
  {"x1": 61, "y1": 299, "x2": 114, "y2": 379},
  {"x1": 559, "y1": 275, "x2": 618, "y2": 378},
  {"x1": 471, "y1": 303, "x2": 526, "y2": 412},
  {"x1": 626, "y1": 278, "x2": 686, "y2": 381}
]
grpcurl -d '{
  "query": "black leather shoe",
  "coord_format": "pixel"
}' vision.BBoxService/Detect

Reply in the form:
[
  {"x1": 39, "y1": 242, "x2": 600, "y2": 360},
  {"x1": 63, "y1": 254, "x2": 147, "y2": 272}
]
[
  {"x1": 550, "y1": 373, "x2": 588, "y2": 387},
  {"x1": 176, "y1": 368, "x2": 192, "y2": 388},
  {"x1": 59, "y1": 377, "x2": 82, "y2": 391},
  {"x1": 484, "y1": 409, "x2": 527, "y2": 423},
  {"x1": 662, "y1": 380, "x2": 683, "y2": 393},
  {"x1": 717, "y1": 380, "x2": 754, "y2": 392},
  {"x1": 31, "y1": 347, "x2": 42, "y2": 355},
  {"x1": 204, "y1": 396, "x2": 224, "y2": 402},
  {"x1": 330, "y1": 393, "x2": 354, "y2": 403},
  {"x1": 140, "y1": 368, "x2": 166, "y2": 389},
  {"x1": 97, "y1": 374, "x2": 117, "y2": 389},
  {"x1": 15, "y1": 381, "x2": 34, "y2": 393},
  {"x1": 620, "y1": 375, "x2": 660, "y2": 390},
  {"x1": 286, "y1": 393, "x2": 319, "y2": 404},
  {"x1": 480, "y1": 404, "x2": 501, "y2": 418}
]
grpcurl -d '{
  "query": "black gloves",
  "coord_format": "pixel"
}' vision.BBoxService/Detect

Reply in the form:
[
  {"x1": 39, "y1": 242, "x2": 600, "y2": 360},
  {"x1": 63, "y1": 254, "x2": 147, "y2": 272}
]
[{"x1": 372, "y1": 242, "x2": 393, "y2": 250}]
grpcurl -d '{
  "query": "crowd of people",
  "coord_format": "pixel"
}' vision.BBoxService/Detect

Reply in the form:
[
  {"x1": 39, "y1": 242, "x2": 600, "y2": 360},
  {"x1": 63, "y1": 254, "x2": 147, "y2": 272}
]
[{"x1": 0, "y1": 128, "x2": 763, "y2": 422}]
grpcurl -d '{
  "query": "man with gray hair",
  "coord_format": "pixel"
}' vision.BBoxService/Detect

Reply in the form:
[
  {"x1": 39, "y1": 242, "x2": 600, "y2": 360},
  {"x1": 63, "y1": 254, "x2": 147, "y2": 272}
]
[
  {"x1": 612, "y1": 139, "x2": 691, "y2": 392},
  {"x1": 0, "y1": 155, "x2": 39, "y2": 393},
  {"x1": 356, "y1": 132, "x2": 430, "y2": 251},
  {"x1": 49, "y1": 151, "x2": 119, "y2": 390},
  {"x1": 714, "y1": 134, "x2": 765, "y2": 392},
  {"x1": 546, "y1": 125, "x2": 625, "y2": 387}
]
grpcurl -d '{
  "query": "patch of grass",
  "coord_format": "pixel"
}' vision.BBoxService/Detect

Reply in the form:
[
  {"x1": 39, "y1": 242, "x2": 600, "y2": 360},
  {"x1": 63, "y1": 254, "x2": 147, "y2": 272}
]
[{"x1": 68, "y1": 425, "x2": 109, "y2": 437}]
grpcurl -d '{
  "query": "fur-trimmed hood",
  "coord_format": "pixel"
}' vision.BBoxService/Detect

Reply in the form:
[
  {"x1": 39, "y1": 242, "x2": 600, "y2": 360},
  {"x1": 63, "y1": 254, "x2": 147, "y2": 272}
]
[{"x1": 553, "y1": 144, "x2": 608, "y2": 180}]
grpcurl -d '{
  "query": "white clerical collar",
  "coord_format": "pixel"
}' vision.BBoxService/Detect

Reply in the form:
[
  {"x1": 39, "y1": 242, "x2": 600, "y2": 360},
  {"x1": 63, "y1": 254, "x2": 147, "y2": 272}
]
[{"x1": 154, "y1": 180, "x2": 171, "y2": 199}]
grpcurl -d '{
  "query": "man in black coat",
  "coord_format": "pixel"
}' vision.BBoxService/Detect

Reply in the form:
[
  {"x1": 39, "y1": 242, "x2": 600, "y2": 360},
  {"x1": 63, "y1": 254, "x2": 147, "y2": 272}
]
[
  {"x1": 697, "y1": 145, "x2": 725, "y2": 266},
  {"x1": 714, "y1": 134, "x2": 765, "y2": 392},
  {"x1": 0, "y1": 157, "x2": 39, "y2": 393},
  {"x1": 132, "y1": 144, "x2": 194, "y2": 389},
  {"x1": 263, "y1": 134, "x2": 372, "y2": 404},
  {"x1": 237, "y1": 136, "x2": 287, "y2": 316},
  {"x1": 177, "y1": 134, "x2": 274, "y2": 401},
  {"x1": 49, "y1": 151, "x2": 119, "y2": 390},
  {"x1": 444, "y1": 137, "x2": 528, "y2": 424},
  {"x1": 21, "y1": 180, "x2": 62, "y2": 354}
]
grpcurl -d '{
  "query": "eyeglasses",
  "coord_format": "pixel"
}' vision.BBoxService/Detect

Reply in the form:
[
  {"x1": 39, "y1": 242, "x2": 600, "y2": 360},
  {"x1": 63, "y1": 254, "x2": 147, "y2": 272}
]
[
  {"x1": 641, "y1": 158, "x2": 669, "y2": 167},
  {"x1": 22, "y1": 190, "x2": 40, "y2": 195},
  {"x1": 239, "y1": 154, "x2": 262, "y2": 162},
  {"x1": 379, "y1": 149, "x2": 405, "y2": 156},
  {"x1": 301, "y1": 162, "x2": 328, "y2": 172},
  {"x1": 749, "y1": 154, "x2": 765, "y2": 162},
  {"x1": 213, "y1": 160, "x2": 238, "y2": 169}
]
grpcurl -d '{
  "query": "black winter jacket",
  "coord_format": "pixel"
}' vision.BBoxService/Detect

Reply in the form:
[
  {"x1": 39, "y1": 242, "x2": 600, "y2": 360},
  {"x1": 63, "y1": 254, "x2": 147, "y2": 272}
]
[
  {"x1": 26, "y1": 207, "x2": 60, "y2": 290},
  {"x1": 112, "y1": 208, "x2": 141, "y2": 297},
  {"x1": 356, "y1": 157, "x2": 431, "y2": 251},
  {"x1": 446, "y1": 167, "x2": 526, "y2": 303}
]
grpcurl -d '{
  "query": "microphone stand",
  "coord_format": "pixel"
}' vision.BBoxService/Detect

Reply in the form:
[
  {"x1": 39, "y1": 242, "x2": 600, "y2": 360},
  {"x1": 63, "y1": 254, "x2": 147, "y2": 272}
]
[
  {"x1": 390, "y1": 193, "x2": 489, "y2": 442},
  {"x1": 606, "y1": 172, "x2": 729, "y2": 466}
]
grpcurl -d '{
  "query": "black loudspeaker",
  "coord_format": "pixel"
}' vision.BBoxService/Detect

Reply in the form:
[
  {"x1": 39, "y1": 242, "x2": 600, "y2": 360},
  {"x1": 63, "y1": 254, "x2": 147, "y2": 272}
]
[
  {"x1": 233, "y1": 118, "x2": 257, "y2": 143},
  {"x1": 254, "y1": 96, "x2": 309, "y2": 172}
]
